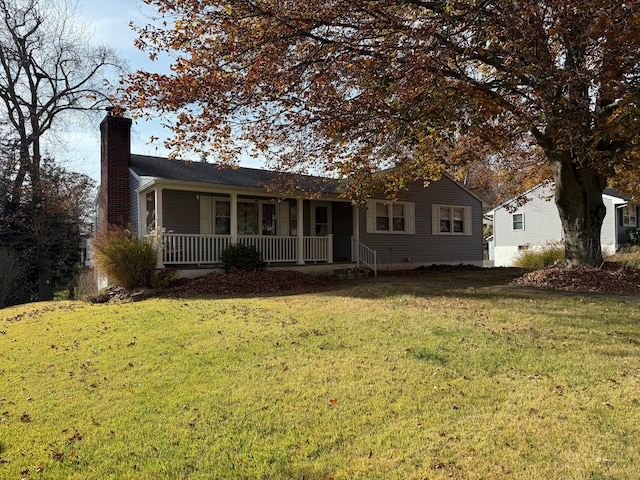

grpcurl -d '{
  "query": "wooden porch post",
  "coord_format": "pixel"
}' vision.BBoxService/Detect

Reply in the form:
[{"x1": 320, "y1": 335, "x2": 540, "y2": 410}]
[
  {"x1": 297, "y1": 198, "x2": 305, "y2": 265},
  {"x1": 137, "y1": 190, "x2": 146, "y2": 239},
  {"x1": 352, "y1": 204, "x2": 359, "y2": 262},
  {"x1": 230, "y1": 193, "x2": 238, "y2": 243},
  {"x1": 155, "y1": 187, "x2": 164, "y2": 268}
]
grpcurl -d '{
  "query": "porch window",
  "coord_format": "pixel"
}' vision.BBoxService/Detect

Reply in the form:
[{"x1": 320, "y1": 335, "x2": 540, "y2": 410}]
[
  {"x1": 432, "y1": 205, "x2": 472, "y2": 236},
  {"x1": 622, "y1": 206, "x2": 637, "y2": 227},
  {"x1": 238, "y1": 202, "x2": 258, "y2": 235},
  {"x1": 512, "y1": 213, "x2": 524, "y2": 231},
  {"x1": 215, "y1": 201, "x2": 231, "y2": 235},
  {"x1": 366, "y1": 200, "x2": 415, "y2": 234},
  {"x1": 262, "y1": 203, "x2": 277, "y2": 236}
]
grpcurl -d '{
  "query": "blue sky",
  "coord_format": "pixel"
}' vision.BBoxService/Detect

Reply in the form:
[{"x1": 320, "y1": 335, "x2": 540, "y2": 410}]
[
  {"x1": 68, "y1": 0, "x2": 174, "y2": 180},
  {"x1": 71, "y1": 0, "x2": 266, "y2": 181}
]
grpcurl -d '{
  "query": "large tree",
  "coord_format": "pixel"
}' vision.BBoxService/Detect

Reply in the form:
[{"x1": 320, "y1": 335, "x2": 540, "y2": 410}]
[
  {"x1": 0, "y1": 0, "x2": 121, "y2": 299},
  {"x1": 125, "y1": 0, "x2": 640, "y2": 266},
  {"x1": 0, "y1": 152, "x2": 95, "y2": 306}
]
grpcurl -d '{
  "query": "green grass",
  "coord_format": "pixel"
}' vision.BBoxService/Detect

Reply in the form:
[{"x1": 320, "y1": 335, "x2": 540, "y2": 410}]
[{"x1": 1, "y1": 276, "x2": 640, "y2": 479}]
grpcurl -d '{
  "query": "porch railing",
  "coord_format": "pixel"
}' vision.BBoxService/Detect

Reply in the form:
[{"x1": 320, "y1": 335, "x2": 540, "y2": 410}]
[
  {"x1": 161, "y1": 234, "x2": 232, "y2": 264},
  {"x1": 237, "y1": 236, "x2": 298, "y2": 263},
  {"x1": 352, "y1": 237, "x2": 377, "y2": 277},
  {"x1": 157, "y1": 233, "x2": 332, "y2": 265}
]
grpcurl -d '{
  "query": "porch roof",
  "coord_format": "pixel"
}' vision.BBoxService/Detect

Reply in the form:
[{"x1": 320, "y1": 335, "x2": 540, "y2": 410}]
[{"x1": 130, "y1": 154, "x2": 343, "y2": 195}]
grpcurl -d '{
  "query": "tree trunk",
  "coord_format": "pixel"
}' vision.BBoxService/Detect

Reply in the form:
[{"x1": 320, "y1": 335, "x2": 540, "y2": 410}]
[{"x1": 549, "y1": 155, "x2": 607, "y2": 267}]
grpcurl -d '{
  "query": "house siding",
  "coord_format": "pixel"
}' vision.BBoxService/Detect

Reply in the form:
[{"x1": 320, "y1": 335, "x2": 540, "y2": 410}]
[
  {"x1": 601, "y1": 196, "x2": 617, "y2": 254},
  {"x1": 358, "y1": 176, "x2": 483, "y2": 267}
]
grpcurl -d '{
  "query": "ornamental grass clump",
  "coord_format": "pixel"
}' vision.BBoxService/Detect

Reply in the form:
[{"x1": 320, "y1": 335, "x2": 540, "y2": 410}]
[
  {"x1": 91, "y1": 226, "x2": 157, "y2": 290},
  {"x1": 514, "y1": 244, "x2": 565, "y2": 269}
]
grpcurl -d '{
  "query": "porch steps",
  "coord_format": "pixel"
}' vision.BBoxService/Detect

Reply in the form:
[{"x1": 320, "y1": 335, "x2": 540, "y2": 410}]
[{"x1": 334, "y1": 267, "x2": 374, "y2": 280}]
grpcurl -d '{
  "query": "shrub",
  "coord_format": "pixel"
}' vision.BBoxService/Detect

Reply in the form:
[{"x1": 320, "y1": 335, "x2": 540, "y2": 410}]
[
  {"x1": 91, "y1": 227, "x2": 157, "y2": 290},
  {"x1": 151, "y1": 269, "x2": 178, "y2": 290},
  {"x1": 220, "y1": 243, "x2": 265, "y2": 273},
  {"x1": 0, "y1": 247, "x2": 27, "y2": 308},
  {"x1": 514, "y1": 244, "x2": 565, "y2": 269},
  {"x1": 626, "y1": 227, "x2": 640, "y2": 245}
]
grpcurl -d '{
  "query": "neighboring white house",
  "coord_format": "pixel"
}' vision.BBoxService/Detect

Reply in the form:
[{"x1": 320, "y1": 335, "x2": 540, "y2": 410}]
[{"x1": 486, "y1": 183, "x2": 638, "y2": 267}]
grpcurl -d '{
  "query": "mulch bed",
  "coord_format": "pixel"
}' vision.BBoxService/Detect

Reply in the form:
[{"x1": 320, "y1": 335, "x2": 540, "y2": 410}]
[
  {"x1": 511, "y1": 262, "x2": 640, "y2": 295},
  {"x1": 87, "y1": 263, "x2": 640, "y2": 303},
  {"x1": 161, "y1": 269, "x2": 338, "y2": 298}
]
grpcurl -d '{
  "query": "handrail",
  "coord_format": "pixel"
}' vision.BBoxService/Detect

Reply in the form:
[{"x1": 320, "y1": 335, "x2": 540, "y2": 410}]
[{"x1": 352, "y1": 237, "x2": 377, "y2": 277}]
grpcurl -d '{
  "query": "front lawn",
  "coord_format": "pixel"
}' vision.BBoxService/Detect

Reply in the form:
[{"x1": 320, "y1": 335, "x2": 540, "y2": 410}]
[{"x1": 1, "y1": 277, "x2": 639, "y2": 479}]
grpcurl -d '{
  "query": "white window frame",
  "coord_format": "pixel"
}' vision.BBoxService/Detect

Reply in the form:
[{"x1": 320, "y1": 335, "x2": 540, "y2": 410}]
[
  {"x1": 512, "y1": 212, "x2": 525, "y2": 231},
  {"x1": 431, "y1": 205, "x2": 472, "y2": 236},
  {"x1": 622, "y1": 205, "x2": 637, "y2": 227},
  {"x1": 366, "y1": 200, "x2": 415, "y2": 234},
  {"x1": 200, "y1": 195, "x2": 231, "y2": 235}
]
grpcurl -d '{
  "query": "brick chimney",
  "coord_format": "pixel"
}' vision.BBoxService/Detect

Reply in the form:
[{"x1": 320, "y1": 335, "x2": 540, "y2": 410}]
[{"x1": 98, "y1": 112, "x2": 132, "y2": 233}]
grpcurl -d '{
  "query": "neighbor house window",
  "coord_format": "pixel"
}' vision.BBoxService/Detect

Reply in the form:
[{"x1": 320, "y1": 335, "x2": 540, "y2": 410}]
[
  {"x1": 432, "y1": 205, "x2": 472, "y2": 235},
  {"x1": 622, "y1": 206, "x2": 637, "y2": 227},
  {"x1": 512, "y1": 213, "x2": 524, "y2": 230},
  {"x1": 366, "y1": 200, "x2": 415, "y2": 234}
]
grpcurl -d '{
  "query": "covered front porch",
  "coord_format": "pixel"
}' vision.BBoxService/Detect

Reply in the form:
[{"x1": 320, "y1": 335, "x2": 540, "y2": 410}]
[{"x1": 137, "y1": 182, "x2": 358, "y2": 268}]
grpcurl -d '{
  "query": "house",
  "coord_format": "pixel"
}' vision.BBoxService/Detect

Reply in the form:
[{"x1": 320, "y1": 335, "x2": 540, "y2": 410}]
[
  {"x1": 486, "y1": 183, "x2": 638, "y2": 267},
  {"x1": 98, "y1": 112, "x2": 483, "y2": 275}
]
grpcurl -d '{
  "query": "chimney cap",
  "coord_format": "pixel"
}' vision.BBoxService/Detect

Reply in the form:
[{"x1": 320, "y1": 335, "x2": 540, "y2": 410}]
[{"x1": 105, "y1": 105, "x2": 127, "y2": 117}]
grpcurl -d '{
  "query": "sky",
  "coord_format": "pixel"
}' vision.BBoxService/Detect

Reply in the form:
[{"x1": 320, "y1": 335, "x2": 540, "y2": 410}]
[
  {"x1": 64, "y1": 0, "x2": 176, "y2": 181},
  {"x1": 67, "y1": 0, "x2": 256, "y2": 181}
]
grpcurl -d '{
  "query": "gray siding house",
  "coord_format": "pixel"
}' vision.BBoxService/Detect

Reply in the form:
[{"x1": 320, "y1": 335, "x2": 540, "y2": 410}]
[
  {"x1": 487, "y1": 183, "x2": 638, "y2": 267},
  {"x1": 99, "y1": 113, "x2": 483, "y2": 274}
]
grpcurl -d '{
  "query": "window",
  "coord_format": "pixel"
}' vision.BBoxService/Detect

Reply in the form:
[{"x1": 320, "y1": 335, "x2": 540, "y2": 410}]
[
  {"x1": 376, "y1": 202, "x2": 389, "y2": 231},
  {"x1": 200, "y1": 195, "x2": 231, "y2": 235},
  {"x1": 315, "y1": 206, "x2": 329, "y2": 235},
  {"x1": 432, "y1": 205, "x2": 472, "y2": 236},
  {"x1": 215, "y1": 201, "x2": 231, "y2": 235},
  {"x1": 366, "y1": 200, "x2": 415, "y2": 234},
  {"x1": 622, "y1": 206, "x2": 637, "y2": 227},
  {"x1": 238, "y1": 202, "x2": 258, "y2": 235},
  {"x1": 262, "y1": 203, "x2": 277, "y2": 236},
  {"x1": 393, "y1": 204, "x2": 406, "y2": 232},
  {"x1": 512, "y1": 213, "x2": 524, "y2": 231}
]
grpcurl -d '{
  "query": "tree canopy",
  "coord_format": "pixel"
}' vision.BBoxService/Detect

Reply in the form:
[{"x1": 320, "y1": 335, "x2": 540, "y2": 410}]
[
  {"x1": 125, "y1": 0, "x2": 640, "y2": 266},
  {"x1": 0, "y1": 0, "x2": 122, "y2": 300}
]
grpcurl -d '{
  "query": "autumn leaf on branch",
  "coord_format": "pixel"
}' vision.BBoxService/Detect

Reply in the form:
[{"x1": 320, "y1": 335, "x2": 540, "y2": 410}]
[{"x1": 123, "y1": 1, "x2": 640, "y2": 266}]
